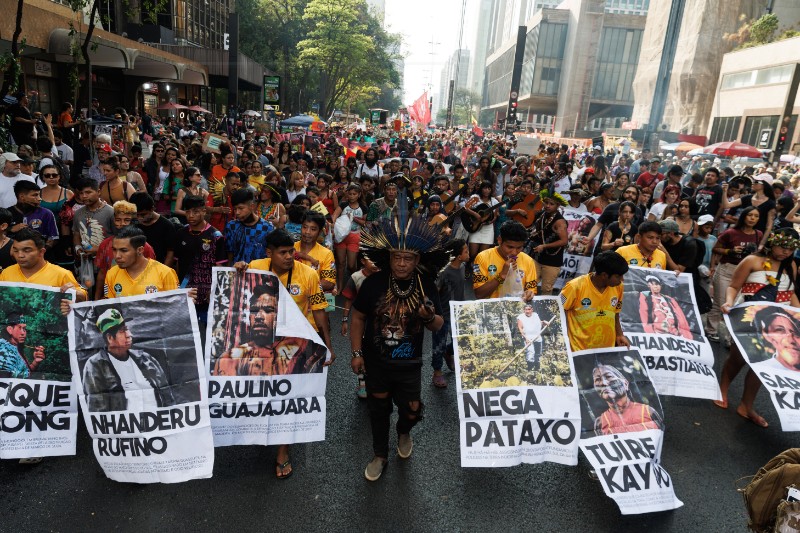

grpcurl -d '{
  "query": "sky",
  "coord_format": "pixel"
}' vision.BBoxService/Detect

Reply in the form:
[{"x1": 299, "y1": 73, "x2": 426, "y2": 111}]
[{"x1": 383, "y1": 0, "x2": 478, "y2": 105}]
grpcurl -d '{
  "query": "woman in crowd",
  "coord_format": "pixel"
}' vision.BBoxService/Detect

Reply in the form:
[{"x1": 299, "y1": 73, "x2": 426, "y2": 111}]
[
  {"x1": 286, "y1": 170, "x2": 307, "y2": 204},
  {"x1": 708, "y1": 207, "x2": 762, "y2": 343},
  {"x1": 601, "y1": 201, "x2": 638, "y2": 253},
  {"x1": 612, "y1": 172, "x2": 630, "y2": 201},
  {"x1": 256, "y1": 183, "x2": 286, "y2": 229},
  {"x1": 316, "y1": 173, "x2": 338, "y2": 216},
  {"x1": 275, "y1": 141, "x2": 292, "y2": 173},
  {"x1": 671, "y1": 198, "x2": 697, "y2": 236},
  {"x1": 715, "y1": 228, "x2": 800, "y2": 428},
  {"x1": 174, "y1": 166, "x2": 209, "y2": 220},
  {"x1": 648, "y1": 184, "x2": 681, "y2": 222},
  {"x1": 164, "y1": 156, "x2": 188, "y2": 214},
  {"x1": 142, "y1": 142, "x2": 166, "y2": 197},
  {"x1": 39, "y1": 164, "x2": 74, "y2": 267},
  {"x1": 331, "y1": 183, "x2": 366, "y2": 291},
  {"x1": 331, "y1": 165, "x2": 351, "y2": 197},
  {"x1": 118, "y1": 155, "x2": 147, "y2": 192},
  {"x1": 248, "y1": 160, "x2": 266, "y2": 191},
  {"x1": 722, "y1": 174, "x2": 776, "y2": 250},
  {"x1": 463, "y1": 180, "x2": 498, "y2": 262}
]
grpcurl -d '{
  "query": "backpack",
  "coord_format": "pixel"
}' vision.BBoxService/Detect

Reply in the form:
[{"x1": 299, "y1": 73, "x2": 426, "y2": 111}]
[
  {"x1": 741, "y1": 448, "x2": 800, "y2": 532},
  {"x1": 38, "y1": 155, "x2": 70, "y2": 187}
]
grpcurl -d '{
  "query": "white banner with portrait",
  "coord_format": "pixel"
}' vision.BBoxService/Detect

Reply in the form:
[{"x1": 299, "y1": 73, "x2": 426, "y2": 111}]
[
  {"x1": 725, "y1": 302, "x2": 800, "y2": 431},
  {"x1": 554, "y1": 209, "x2": 598, "y2": 290},
  {"x1": 452, "y1": 297, "x2": 580, "y2": 467},
  {"x1": 573, "y1": 347, "x2": 683, "y2": 514},
  {"x1": 68, "y1": 291, "x2": 214, "y2": 483},
  {"x1": 0, "y1": 283, "x2": 77, "y2": 458},
  {"x1": 619, "y1": 267, "x2": 720, "y2": 400},
  {"x1": 205, "y1": 267, "x2": 329, "y2": 447}
]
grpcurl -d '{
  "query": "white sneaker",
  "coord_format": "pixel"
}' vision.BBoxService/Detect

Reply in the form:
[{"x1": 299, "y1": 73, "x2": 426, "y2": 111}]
[{"x1": 397, "y1": 433, "x2": 413, "y2": 459}]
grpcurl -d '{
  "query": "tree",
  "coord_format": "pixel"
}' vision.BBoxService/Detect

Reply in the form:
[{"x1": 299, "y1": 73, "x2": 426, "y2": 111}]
[
  {"x1": 238, "y1": 0, "x2": 310, "y2": 114},
  {"x1": 297, "y1": 0, "x2": 399, "y2": 119},
  {"x1": 0, "y1": 0, "x2": 25, "y2": 97}
]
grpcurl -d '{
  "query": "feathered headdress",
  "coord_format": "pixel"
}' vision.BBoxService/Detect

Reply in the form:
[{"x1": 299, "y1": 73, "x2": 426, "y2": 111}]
[{"x1": 360, "y1": 215, "x2": 450, "y2": 276}]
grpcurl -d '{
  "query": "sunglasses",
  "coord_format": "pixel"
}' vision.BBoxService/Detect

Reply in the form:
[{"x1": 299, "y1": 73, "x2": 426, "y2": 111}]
[
  {"x1": 42, "y1": 173, "x2": 60, "y2": 178},
  {"x1": 154, "y1": 148, "x2": 165, "y2": 152}
]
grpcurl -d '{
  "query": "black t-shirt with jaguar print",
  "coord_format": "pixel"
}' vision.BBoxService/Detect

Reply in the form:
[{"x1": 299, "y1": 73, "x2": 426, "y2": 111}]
[{"x1": 353, "y1": 270, "x2": 442, "y2": 366}]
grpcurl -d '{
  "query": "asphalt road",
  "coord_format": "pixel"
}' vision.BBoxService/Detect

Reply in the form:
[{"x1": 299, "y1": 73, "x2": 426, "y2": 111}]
[{"x1": 1, "y1": 305, "x2": 794, "y2": 533}]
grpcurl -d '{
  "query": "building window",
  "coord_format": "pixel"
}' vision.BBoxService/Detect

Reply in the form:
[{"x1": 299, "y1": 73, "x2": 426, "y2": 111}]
[
  {"x1": 591, "y1": 27, "x2": 643, "y2": 102},
  {"x1": 721, "y1": 64, "x2": 794, "y2": 90},
  {"x1": 708, "y1": 116, "x2": 742, "y2": 144}
]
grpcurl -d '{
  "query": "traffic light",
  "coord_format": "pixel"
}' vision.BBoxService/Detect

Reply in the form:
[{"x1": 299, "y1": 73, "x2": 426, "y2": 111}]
[{"x1": 775, "y1": 130, "x2": 788, "y2": 154}]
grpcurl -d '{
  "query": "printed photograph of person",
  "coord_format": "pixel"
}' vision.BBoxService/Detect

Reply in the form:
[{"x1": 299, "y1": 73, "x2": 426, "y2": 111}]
[
  {"x1": 620, "y1": 268, "x2": 703, "y2": 341},
  {"x1": 454, "y1": 298, "x2": 570, "y2": 389},
  {"x1": 207, "y1": 270, "x2": 326, "y2": 376},
  {"x1": 565, "y1": 215, "x2": 596, "y2": 257},
  {"x1": 573, "y1": 350, "x2": 663, "y2": 438},
  {"x1": 729, "y1": 304, "x2": 800, "y2": 372},
  {"x1": 0, "y1": 285, "x2": 71, "y2": 381},
  {"x1": 71, "y1": 292, "x2": 202, "y2": 412}
]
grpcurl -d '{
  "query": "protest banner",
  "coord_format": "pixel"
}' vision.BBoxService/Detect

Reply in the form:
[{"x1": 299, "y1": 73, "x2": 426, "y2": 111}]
[
  {"x1": 554, "y1": 209, "x2": 598, "y2": 290},
  {"x1": 573, "y1": 347, "x2": 683, "y2": 514},
  {"x1": 725, "y1": 303, "x2": 800, "y2": 431},
  {"x1": 69, "y1": 291, "x2": 213, "y2": 483},
  {"x1": 452, "y1": 297, "x2": 580, "y2": 467},
  {"x1": 0, "y1": 283, "x2": 77, "y2": 458},
  {"x1": 619, "y1": 267, "x2": 720, "y2": 400},
  {"x1": 205, "y1": 267, "x2": 329, "y2": 447}
]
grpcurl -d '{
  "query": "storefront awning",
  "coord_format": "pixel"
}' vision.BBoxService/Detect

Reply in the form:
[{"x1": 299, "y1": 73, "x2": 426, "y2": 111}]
[{"x1": 47, "y1": 29, "x2": 207, "y2": 85}]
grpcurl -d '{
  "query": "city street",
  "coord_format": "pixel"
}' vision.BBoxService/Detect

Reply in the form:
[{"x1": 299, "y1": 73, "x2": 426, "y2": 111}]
[{"x1": 0, "y1": 303, "x2": 792, "y2": 532}]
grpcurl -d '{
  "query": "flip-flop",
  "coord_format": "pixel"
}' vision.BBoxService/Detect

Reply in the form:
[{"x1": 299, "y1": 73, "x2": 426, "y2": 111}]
[
  {"x1": 736, "y1": 405, "x2": 769, "y2": 428},
  {"x1": 712, "y1": 399, "x2": 728, "y2": 409},
  {"x1": 276, "y1": 459, "x2": 293, "y2": 479}
]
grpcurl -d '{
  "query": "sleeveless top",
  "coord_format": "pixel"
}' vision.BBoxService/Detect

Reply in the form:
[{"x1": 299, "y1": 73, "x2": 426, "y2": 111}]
[
  {"x1": 737, "y1": 268, "x2": 795, "y2": 304},
  {"x1": 41, "y1": 187, "x2": 68, "y2": 217},
  {"x1": 532, "y1": 211, "x2": 565, "y2": 267}
]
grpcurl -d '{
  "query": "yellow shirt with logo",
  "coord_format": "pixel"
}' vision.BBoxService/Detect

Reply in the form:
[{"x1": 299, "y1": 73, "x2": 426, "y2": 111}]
[
  {"x1": 616, "y1": 244, "x2": 666, "y2": 270},
  {"x1": 248, "y1": 258, "x2": 327, "y2": 330},
  {"x1": 0, "y1": 262, "x2": 88, "y2": 300},
  {"x1": 104, "y1": 259, "x2": 179, "y2": 298},
  {"x1": 473, "y1": 247, "x2": 537, "y2": 298},
  {"x1": 294, "y1": 241, "x2": 336, "y2": 288},
  {"x1": 560, "y1": 274, "x2": 623, "y2": 352}
]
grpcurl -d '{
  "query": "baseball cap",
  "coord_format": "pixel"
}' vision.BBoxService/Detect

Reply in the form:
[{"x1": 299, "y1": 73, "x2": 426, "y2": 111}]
[
  {"x1": 698, "y1": 214, "x2": 715, "y2": 226},
  {"x1": 754, "y1": 172, "x2": 774, "y2": 186},
  {"x1": 650, "y1": 157, "x2": 661, "y2": 163},
  {"x1": 1, "y1": 152, "x2": 21, "y2": 163},
  {"x1": 658, "y1": 219, "x2": 680, "y2": 233},
  {"x1": 98, "y1": 143, "x2": 113, "y2": 153},
  {"x1": 97, "y1": 308, "x2": 125, "y2": 334}
]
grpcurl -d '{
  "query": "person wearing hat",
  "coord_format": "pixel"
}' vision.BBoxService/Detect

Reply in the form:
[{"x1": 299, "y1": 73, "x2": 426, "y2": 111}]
[
  {"x1": 0, "y1": 152, "x2": 34, "y2": 209},
  {"x1": 721, "y1": 172, "x2": 776, "y2": 250},
  {"x1": 566, "y1": 185, "x2": 589, "y2": 212},
  {"x1": 652, "y1": 164, "x2": 686, "y2": 200},
  {"x1": 659, "y1": 219, "x2": 699, "y2": 276},
  {"x1": 82, "y1": 307, "x2": 177, "y2": 413},
  {"x1": 696, "y1": 214, "x2": 717, "y2": 284},
  {"x1": 0, "y1": 311, "x2": 44, "y2": 379}
]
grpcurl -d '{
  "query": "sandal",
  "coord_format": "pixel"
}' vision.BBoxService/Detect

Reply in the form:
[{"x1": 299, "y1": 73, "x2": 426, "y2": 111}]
[
  {"x1": 276, "y1": 459, "x2": 293, "y2": 480},
  {"x1": 432, "y1": 373, "x2": 447, "y2": 388},
  {"x1": 737, "y1": 405, "x2": 768, "y2": 428}
]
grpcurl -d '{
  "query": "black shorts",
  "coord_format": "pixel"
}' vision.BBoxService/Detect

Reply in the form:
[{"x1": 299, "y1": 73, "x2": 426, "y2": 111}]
[{"x1": 364, "y1": 359, "x2": 421, "y2": 405}]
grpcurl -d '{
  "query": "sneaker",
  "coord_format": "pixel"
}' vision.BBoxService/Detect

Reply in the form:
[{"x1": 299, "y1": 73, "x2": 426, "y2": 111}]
[
  {"x1": 364, "y1": 457, "x2": 387, "y2": 481},
  {"x1": 397, "y1": 433, "x2": 413, "y2": 459},
  {"x1": 707, "y1": 334, "x2": 719, "y2": 342}
]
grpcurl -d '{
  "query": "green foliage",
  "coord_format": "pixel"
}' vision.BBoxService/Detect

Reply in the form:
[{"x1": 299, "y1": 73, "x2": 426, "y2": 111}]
[
  {"x1": 0, "y1": 287, "x2": 70, "y2": 381},
  {"x1": 749, "y1": 13, "x2": 779, "y2": 44}
]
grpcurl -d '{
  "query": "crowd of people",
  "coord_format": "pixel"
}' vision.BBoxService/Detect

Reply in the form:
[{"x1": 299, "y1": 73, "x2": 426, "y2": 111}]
[{"x1": 2, "y1": 94, "x2": 800, "y2": 479}]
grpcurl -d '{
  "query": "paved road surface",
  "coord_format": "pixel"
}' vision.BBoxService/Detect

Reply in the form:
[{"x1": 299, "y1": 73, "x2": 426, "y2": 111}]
[{"x1": 1, "y1": 305, "x2": 793, "y2": 532}]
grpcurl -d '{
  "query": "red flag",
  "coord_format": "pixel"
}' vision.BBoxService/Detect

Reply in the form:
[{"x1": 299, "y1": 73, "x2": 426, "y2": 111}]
[
  {"x1": 408, "y1": 91, "x2": 430, "y2": 127},
  {"x1": 472, "y1": 125, "x2": 484, "y2": 138}
]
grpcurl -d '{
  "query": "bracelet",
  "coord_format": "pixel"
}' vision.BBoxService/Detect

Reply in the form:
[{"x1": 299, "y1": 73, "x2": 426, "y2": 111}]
[
  {"x1": 421, "y1": 314, "x2": 436, "y2": 325},
  {"x1": 342, "y1": 316, "x2": 349, "y2": 323},
  {"x1": 497, "y1": 276, "x2": 506, "y2": 284},
  {"x1": 351, "y1": 349, "x2": 363, "y2": 359}
]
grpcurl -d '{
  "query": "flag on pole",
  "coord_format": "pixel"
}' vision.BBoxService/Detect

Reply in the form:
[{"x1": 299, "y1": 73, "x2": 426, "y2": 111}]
[{"x1": 408, "y1": 92, "x2": 430, "y2": 128}]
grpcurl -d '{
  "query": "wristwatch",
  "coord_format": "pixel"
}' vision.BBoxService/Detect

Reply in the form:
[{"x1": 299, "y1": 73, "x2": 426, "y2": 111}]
[{"x1": 352, "y1": 349, "x2": 363, "y2": 359}]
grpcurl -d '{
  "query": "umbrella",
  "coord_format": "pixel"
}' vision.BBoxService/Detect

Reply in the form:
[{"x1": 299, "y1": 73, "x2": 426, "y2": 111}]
[
  {"x1": 702, "y1": 141, "x2": 762, "y2": 158},
  {"x1": 280, "y1": 114, "x2": 315, "y2": 127},
  {"x1": 157, "y1": 102, "x2": 187, "y2": 110},
  {"x1": 242, "y1": 110, "x2": 261, "y2": 117},
  {"x1": 187, "y1": 105, "x2": 211, "y2": 114}
]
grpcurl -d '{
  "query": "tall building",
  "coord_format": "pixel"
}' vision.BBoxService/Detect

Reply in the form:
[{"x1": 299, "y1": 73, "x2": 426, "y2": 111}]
[
  {"x1": 0, "y1": 0, "x2": 273, "y2": 117},
  {"x1": 468, "y1": 0, "x2": 495, "y2": 96},
  {"x1": 631, "y1": 0, "x2": 800, "y2": 139},
  {"x1": 435, "y1": 49, "x2": 471, "y2": 122},
  {"x1": 479, "y1": 0, "x2": 649, "y2": 134}
]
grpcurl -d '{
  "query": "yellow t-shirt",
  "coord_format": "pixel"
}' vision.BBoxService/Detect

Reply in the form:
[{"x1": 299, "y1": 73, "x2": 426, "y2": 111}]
[
  {"x1": 0, "y1": 262, "x2": 88, "y2": 300},
  {"x1": 104, "y1": 259, "x2": 179, "y2": 298},
  {"x1": 616, "y1": 244, "x2": 667, "y2": 270},
  {"x1": 248, "y1": 258, "x2": 327, "y2": 330},
  {"x1": 294, "y1": 242, "x2": 336, "y2": 287},
  {"x1": 473, "y1": 247, "x2": 537, "y2": 298},
  {"x1": 560, "y1": 274, "x2": 623, "y2": 352}
]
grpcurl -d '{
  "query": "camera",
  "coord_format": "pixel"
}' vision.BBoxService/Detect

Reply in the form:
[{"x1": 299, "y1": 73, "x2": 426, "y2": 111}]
[{"x1": 742, "y1": 243, "x2": 757, "y2": 256}]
